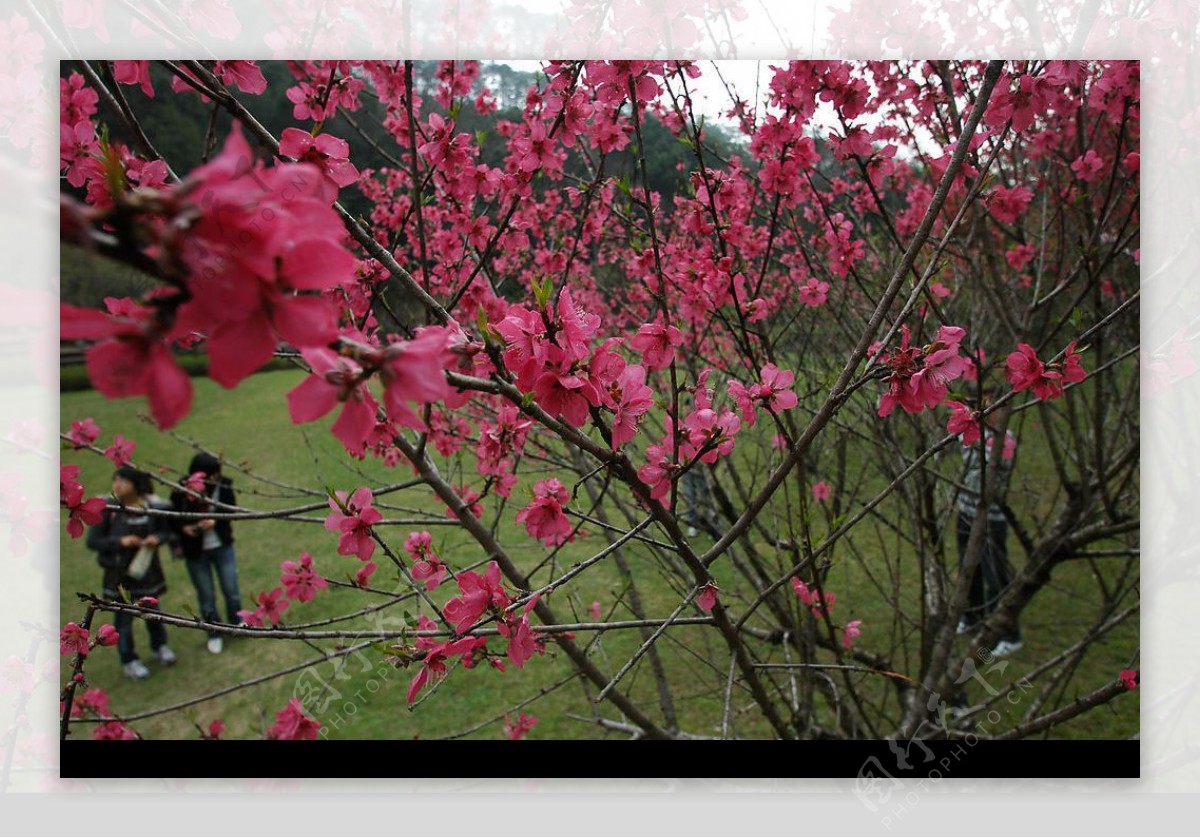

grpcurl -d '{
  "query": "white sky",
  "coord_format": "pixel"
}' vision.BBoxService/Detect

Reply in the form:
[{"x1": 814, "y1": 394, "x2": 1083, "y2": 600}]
[{"x1": 498, "y1": 59, "x2": 777, "y2": 131}]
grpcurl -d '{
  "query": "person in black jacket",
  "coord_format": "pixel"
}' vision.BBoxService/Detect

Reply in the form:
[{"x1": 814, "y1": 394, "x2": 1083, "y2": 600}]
[
  {"x1": 86, "y1": 466, "x2": 176, "y2": 680},
  {"x1": 170, "y1": 453, "x2": 243, "y2": 654}
]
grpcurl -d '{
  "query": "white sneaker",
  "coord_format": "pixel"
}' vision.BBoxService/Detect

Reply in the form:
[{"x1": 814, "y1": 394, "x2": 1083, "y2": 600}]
[
  {"x1": 157, "y1": 645, "x2": 177, "y2": 666},
  {"x1": 123, "y1": 660, "x2": 151, "y2": 680},
  {"x1": 207, "y1": 636, "x2": 223, "y2": 654},
  {"x1": 686, "y1": 526, "x2": 699, "y2": 537},
  {"x1": 991, "y1": 639, "x2": 1024, "y2": 657}
]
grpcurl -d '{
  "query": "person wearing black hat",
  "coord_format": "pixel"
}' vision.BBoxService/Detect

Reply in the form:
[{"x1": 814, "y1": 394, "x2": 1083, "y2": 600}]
[
  {"x1": 86, "y1": 467, "x2": 176, "y2": 679},
  {"x1": 170, "y1": 453, "x2": 244, "y2": 654}
]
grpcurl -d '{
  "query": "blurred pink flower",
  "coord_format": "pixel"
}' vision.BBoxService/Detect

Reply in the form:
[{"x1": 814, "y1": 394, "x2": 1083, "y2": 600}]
[
  {"x1": 842, "y1": 619, "x2": 863, "y2": 649},
  {"x1": 503, "y1": 711, "x2": 538, "y2": 741},
  {"x1": 266, "y1": 698, "x2": 320, "y2": 740}
]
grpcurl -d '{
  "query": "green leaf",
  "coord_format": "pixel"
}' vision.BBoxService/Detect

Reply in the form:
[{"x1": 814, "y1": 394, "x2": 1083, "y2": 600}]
[
  {"x1": 475, "y1": 129, "x2": 488, "y2": 146},
  {"x1": 532, "y1": 276, "x2": 554, "y2": 309},
  {"x1": 476, "y1": 306, "x2": 492, "y2": 341},
  {"x1": 1071, "y1": 307, "x2": 1084, "y2": 332}
]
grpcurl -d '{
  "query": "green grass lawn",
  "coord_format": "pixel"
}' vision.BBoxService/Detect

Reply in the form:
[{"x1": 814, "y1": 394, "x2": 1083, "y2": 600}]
[{"x1": 60, "y1": 367, "x2": 1139, "y2": 740}]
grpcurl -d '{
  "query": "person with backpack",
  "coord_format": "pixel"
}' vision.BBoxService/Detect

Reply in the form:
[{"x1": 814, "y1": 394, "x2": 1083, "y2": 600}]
[{"x1": 87, "y1": 466, "x2": 176, "y2": 679}]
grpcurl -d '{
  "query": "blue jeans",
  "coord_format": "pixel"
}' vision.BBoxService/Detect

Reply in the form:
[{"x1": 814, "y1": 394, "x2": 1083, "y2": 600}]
[
  {"x1": 682, "y1": 469, "x2": 707, "y2": 526},
  {"x1": 116, "y1": 606, "x2": 167, "y2": 664},
  {"x1": 185, "y1": 544, "x2": 243, "y2": 637}
]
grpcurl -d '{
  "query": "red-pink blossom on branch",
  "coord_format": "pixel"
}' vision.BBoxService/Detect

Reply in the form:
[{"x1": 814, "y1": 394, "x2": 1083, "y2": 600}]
[
  {"x1": 516, "y1": 479, "x2": 574, "y2": 548},
  {"x1": 986, "y1": 185, "x2": 1034, "y2": 225},
  {"x1": 405, "y1": 531, "x2": 447, "y2": 591},
  {"x1": 286, "y1": 347, "x2": 379, "y2": 458},
  {"x1": 60, "y1": 464, "x2": 106, "y2": 539},
  {"x1": 697, "y1": 582, "x2": 719, "y2": 612},
  {"x1": 842, "y1": 619, "x2": 863, "y2": 650},
  {"x1": 354, "y1": 561, "x2": 378, "y2": 588},
  {"x1": 94, "y1": 721, "x2": 139, "y2": 740},
  {"x1": 503, "y1": 711, "x2": 539, "y2": 740},
  {"x1": 266, "y1": 698, "x2": 321, "y2": 740},
  {"x1": 238, "y1": 588, "x2": 290, "y2": 627},
  {"x1": 498, "y1": 596, "x2": 544, "y2": 669},
  {"x1": 278, "y1": 127, "x2": 360, "y2": 201},
  {"x1": 213, "y1": 61, "x2": 267, "y2": 95},
  {"x1": 1071, "y1": 149, "x2": 1106, "y2": 182},
  {"x1": 60, "y1": 301, "x2": 192, "y2": 430},
  {"x1": 94, "y1": 624, "x2": 119, "y2": 647},
  {"x1": 112, "y1": 60, "x2": 155, "y2": 97},
  {"x1": 66, "y1": 417, "x2": 99, "y2": 449},
  {"x1": 324, "y1": 487, "x2": 383, "y2": 561},
  {"x1": 945, "y1": 400, "x2": 980, "y2": 446},
  {"x1": 605, "y1": 363, "x2": 654, "y2": 448},
  {"x1": 877, "y1": 325, "x2": 969, "y2": 417},
  {"x1": 811, "y1": 481, "x2": 831, "y2": 503},
  {"x1": 60, "y1": 120, "x2": 100, "y2": 189},
  {"x1": 797, "y1": 277, "x2": 830, "y2": 308},
  {"x1": 442, "y1": 560, "x2": 511, "y2": 634},
  {"x1": 60, "y1": 622, "x2": 90, "y2": 657},
  {"x1": 103, "y1": 434, "x2": 136, "y2": 467},
  {"x1": 172, "y1": 127, "x2": 357, "y2": 389},
  {"x1": 986, "y1": 73, "x2": 1051, "y2": 133},
  {"x1": 71, "y1": 688, "x2": 110, "y2": 718},
  {"x1": 61, "y1": 72, "x2": 99, "y2": 127},
  {"x1": 1006, "y1": 343, "x2": 1063, "y2": 400},
  {"x1": 280, "y1": 552, "x2": 327, "y2": 603},
  {"x1": 629, "y1": 319, "x2": 684, "y2": 371},
  {"x1": 407, "y1": 616, "x2": 499, "y2": 703},
  {"x1": 378, "y1": 325, "x2": 464, "y2": 430},
  {"x1": 1062, "y1": 341, "x2": 1088, "y2": 385},
  {"x1": 791, "y1": 578, "x2": 837, "y2": 618},
  {"x1": 751, "y1": 364, "x2": 799, "y2": 415},
  {"x1": 1118, "y1": 669, "x2": 1138, "y2": 690},
  {"x1": 637, "y1": 418, "x2": 681, "y2": 502},
  {"x1": 1006, "y1": 244, "x2": 1036, "y2": 270}
]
